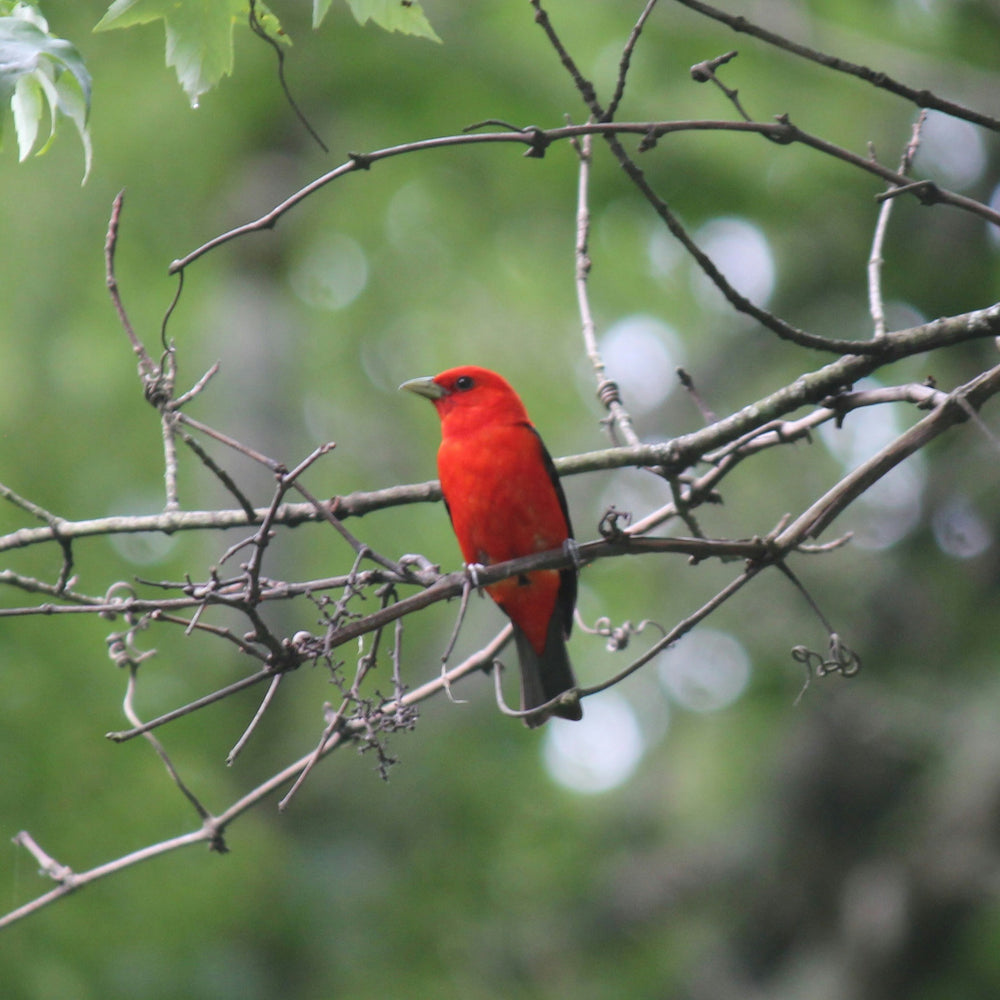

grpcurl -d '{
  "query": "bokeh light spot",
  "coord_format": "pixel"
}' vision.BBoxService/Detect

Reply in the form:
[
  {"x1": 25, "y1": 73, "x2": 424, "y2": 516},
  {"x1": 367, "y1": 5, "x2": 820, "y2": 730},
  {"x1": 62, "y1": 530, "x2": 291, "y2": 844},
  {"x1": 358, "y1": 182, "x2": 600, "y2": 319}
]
[
  {"x1": 647, "y1": 225, "x2": 684, "y2": 278},
  {"x1": 819, "y1": 391, "x2": 926, "y2": 549},
  {"x1": 107, "y1": 494, "x2": 177, "y2": 565},
  {"x1": 658, "y1": 628, "x2": 751, "y2": 713},
  {"x1": 290, "y1": 233, "x2": 368, "y2": 311},
  {"x1": 691, "y1": 217, "x2": 775, "y2": 308},
  {"x1": 597, "y1": 315, "x2": 681, "y2": 414},
  {"x1": 933, "y1": 496, "x2": 992, "y2": 559},
  {"x1": 988, "y1": 182, "x2": 1000, "y2": 248},
  {"x1": 544, "y1": 691, "x2": 645, "y2": 794},
  {"x1": 915, "y1": 111, "x2": 986, "y2": 190}
]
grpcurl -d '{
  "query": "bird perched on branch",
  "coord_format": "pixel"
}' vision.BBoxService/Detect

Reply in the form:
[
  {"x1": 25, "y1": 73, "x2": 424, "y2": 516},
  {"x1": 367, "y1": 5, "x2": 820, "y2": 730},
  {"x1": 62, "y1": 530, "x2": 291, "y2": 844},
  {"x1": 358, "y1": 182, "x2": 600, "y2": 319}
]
[{"x1": 401, "y1": 366, "x2": 582, "y2": 726}]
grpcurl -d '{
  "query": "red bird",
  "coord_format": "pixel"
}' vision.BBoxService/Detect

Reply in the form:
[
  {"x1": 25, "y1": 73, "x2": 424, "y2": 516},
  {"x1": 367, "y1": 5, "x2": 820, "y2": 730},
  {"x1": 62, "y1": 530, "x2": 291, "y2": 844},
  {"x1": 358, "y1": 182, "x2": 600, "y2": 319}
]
[{"x1": 401, "y1": 366, "x2": 582, "y2": 726}]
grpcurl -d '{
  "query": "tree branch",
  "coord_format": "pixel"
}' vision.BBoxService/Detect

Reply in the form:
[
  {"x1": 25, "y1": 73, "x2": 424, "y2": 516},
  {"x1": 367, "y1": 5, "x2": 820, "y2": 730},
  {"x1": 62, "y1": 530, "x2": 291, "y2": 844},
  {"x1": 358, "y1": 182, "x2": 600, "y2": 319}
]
[
  {"x1": 3, "y1": 299, "x2": 998, "y2": 565},
  {"x1": 671, "y1": 0, "x2": 1000, "y2": 133}
]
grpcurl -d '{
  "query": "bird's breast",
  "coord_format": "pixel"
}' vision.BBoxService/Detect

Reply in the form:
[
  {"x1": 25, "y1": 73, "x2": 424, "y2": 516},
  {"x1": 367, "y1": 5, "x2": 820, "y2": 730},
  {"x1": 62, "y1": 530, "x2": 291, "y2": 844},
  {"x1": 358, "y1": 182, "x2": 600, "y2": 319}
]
[{"x1": 437, "y1": 423, "x2": 568, "y2": 566}]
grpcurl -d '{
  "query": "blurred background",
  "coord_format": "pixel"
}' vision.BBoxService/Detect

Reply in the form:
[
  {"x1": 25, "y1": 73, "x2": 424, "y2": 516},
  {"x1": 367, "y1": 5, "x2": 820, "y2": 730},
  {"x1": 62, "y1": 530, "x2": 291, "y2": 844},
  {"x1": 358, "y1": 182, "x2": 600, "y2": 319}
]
[{"x1": 2, "y1": 1, "x2": 1000, "y2": 996}]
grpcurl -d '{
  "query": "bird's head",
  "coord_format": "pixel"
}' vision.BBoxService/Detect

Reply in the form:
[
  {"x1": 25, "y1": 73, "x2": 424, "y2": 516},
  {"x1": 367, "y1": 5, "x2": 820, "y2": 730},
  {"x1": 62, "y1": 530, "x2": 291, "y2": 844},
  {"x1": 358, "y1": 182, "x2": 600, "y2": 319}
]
[{"x1": 400, "y1": 366, "x2": 531, "y2": 431}]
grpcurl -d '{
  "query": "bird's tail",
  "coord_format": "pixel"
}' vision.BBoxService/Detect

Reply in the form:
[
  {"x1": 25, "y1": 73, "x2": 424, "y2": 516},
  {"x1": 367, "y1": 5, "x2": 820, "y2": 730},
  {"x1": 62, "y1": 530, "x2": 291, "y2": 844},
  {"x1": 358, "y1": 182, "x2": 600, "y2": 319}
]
[{"x1": 513, "y1": 616, "x2": 583, "y2": 728}]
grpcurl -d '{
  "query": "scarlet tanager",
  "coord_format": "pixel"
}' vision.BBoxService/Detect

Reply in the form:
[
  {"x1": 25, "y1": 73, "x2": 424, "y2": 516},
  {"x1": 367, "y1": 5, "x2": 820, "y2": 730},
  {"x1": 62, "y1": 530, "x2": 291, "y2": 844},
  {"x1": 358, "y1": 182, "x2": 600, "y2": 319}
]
[{"x1": 401, "y1": 366, "x2": 582, "y2": 726}]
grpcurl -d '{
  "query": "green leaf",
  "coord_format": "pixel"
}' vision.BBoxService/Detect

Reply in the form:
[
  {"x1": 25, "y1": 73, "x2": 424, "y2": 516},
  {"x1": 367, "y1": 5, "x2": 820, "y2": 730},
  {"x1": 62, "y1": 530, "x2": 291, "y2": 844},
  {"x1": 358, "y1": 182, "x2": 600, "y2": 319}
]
[
  {"x1": 251, "y1": 0, "x2": 289, "y2": 45},
  {"x1": 95, "y1": 0, "x2": 249, "y2": 107},
  {"x1": 54, "y1": 62, "x2": 92, "y2": 179},
  {"x1": 0, "y1": 3, "x2": 93, "y2": 180},
  {"x1": 343, "y1": 0, "x2": 441, "y2": 42},
  {"x1": 11, "y1": 72, "x2": 42, "y2": 157},
  {"x1": 312, "y1": 0, "x2": 333, "y2": 29}
]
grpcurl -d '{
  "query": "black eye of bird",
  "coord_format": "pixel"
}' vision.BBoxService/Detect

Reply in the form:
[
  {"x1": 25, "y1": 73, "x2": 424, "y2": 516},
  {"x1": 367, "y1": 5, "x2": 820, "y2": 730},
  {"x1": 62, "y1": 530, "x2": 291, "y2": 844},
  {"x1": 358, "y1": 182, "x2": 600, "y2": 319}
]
[{"x1": 455, "y1": 375, "x2": 475, "y2": 391}]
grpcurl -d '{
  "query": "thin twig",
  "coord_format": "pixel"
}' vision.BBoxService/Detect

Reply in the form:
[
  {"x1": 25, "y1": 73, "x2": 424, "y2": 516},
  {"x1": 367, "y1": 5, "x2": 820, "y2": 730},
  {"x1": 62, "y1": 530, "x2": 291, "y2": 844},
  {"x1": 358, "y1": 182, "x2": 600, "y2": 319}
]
[
  {"x1": 605, "y1": 0, "x2": 660, "y2": 121},
  {"x1": 122, "y1": 664, "x2": 217, "y2": 828},
  {"x1": 242, "y1": 445, "x2": 337, "y2": 604},
  {"x1": 175, "y1": 412, "x2": 284, "y2": 471},
  {"x1": 690, "y1": 50, "x2": 752, "y2": 121},
  {"x1": 436, "y1": 573, "x2": 481, "y2": 704},
  {"x1": 676, "y1": 367, "x2": 717, "y2": 424},
  {"x1": 161, "y1": 413, "x2": 180, "y2": 511},
  {"x1": 278, "y1": 713, "x2": 348, "y2": 811},
  {"x1": 868, "y1": 113, "x2": 927, "y2": 338},
  {"x1": 171, "y1": 361, "x2": 220, "y2": 409},
  {"x1": 174, "y1": 423, "x2": 257, "y2": 518},
  {"x1": 2, "y1": 826, "x2": 211, "y2": 929},
  {"x1": 227, "y1": 674, "x2": 283, "y2": 765},
  {"x1": 248, "y1": 0, "x2": 328, "y2": 152},
  {"x1": 105, "y1": 192, "x2": 157, "y2": 379},
  {"x1": 106, "y1": 669, "x2": 274, "y2": 742},
  {"x1": 571, "y1": 129, "x2": 640, "y2": 446}
]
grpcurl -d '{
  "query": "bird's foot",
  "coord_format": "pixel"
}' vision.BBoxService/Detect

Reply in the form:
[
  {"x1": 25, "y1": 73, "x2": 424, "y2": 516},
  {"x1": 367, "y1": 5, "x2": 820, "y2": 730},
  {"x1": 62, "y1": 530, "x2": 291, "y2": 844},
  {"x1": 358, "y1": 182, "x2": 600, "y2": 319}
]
[
  {"x1": 562, "y1": 537, "x2": 582, "y2": 569},
  {"x1": 464, "y1": 561, "x2": 487, "y2": 588},
  {"x1": 396, "y1": 553, "x2": 439, "y2": 584}
]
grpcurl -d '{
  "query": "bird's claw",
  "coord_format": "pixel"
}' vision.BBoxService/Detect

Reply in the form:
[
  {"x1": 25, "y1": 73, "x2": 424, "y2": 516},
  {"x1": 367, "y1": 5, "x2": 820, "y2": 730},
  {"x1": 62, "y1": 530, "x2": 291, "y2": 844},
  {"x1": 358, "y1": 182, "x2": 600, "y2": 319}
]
[
  {"x1": 397, "y1": 553, "x2": 438, "y2": 575},
  {"x1": 562, "y1": 537, "x2": 582, "y2": 570},
  {"x1": 464, "y1": 562, "x2": 487, "y2": 588}
]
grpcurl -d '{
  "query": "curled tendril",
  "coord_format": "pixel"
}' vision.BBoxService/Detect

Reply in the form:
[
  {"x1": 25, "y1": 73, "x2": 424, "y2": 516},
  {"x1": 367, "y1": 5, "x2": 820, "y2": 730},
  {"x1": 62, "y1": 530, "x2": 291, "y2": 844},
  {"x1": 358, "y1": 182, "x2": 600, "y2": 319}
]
[
  {"x1": 578, "y1": 614, "x2": 665, "y2": 653},
  {"x1": 106, "y1": 622, "x2": 157, "y2": 670},
  {"x1": 598, "y1": 506, "x2": 632, "y2": 540},
  {"x1": 99, "y1": 580, "x2": 139, "y2": 621},
  {"x1": 792, "y1": 632, "x2": 862, "y2": 702}
]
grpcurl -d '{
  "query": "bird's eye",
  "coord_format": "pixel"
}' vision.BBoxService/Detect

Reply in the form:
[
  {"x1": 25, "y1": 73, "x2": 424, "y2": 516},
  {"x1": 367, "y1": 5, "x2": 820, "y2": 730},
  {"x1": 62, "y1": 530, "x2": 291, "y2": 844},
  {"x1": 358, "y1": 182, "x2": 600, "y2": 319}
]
[{"x1": 455, "y1": 375, "x2": 475, "y2": 391}]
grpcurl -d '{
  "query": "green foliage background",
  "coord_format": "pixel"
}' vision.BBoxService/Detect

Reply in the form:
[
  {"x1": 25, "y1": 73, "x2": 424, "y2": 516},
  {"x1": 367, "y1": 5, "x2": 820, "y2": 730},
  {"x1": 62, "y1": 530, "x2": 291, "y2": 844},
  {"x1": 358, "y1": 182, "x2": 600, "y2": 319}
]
[{"x1": 2, "y1": 1, "x2": 1000, "y2": 997}]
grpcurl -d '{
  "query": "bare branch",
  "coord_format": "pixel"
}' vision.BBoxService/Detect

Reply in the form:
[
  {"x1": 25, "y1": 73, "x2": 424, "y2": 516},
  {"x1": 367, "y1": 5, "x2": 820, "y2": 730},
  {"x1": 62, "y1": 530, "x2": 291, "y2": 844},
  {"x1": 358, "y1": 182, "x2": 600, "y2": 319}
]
[
  {"x1": 3, "y1": 631, "x2": 510, "y2": 930},
  {"x1": 2, "y1": 827, "x2": 210, "y2": 930},
  {"x1": 533, "y1": 1, "x2": 996, "y2": 351},
  {"x1": 605, "y1": 0, "x2": 660, "y2": 121},
  {"x1": 168, "y1": 120, "x2": 1000, "y2": 282},
  {"x1": 122, "y1": 664, "x2": 219, "y2": 831},
  {"x1": 690, "y1": 50, "x2": 752, "y2": 121},
  {"x1": 227, "y1": 674, "x2": 283, "y2": 765},
  {"x1": 868, "y1": 113, "x2": 927, "y2": 338},
  {"x1": 672, "y1": 0, "x2": 1000, "y2": 133},
  {"x1": 105, "y1": 191, "x2": 157, "y2": 381},
  {"x1": 3, "y1": 300, "x2": 998, "y2": 567},
  {"x1": 8, "y1": 355, "x2": 1000, "y2": 928},
  {"x1": 774, "y1": 363, "x2": 1000, "y2": 548},
  {"x1": 570, "y1": 130, "x2": 640, "y2": 446}
]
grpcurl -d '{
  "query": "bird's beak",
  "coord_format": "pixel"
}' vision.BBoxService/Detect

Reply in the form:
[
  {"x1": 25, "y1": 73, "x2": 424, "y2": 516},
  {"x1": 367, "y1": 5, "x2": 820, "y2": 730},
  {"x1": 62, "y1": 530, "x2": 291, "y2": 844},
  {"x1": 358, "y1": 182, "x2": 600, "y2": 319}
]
[{"x1": 399, "y1": 375, "x2": 446, "y2": 400}]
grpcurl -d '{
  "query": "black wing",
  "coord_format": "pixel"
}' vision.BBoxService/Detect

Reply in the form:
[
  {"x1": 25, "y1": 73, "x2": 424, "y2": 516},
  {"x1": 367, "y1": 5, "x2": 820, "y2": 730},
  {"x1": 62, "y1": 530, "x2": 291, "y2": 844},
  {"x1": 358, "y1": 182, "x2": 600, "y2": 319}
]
[{"x1": 527, "y1": 423, "x2": 577, "y2": 639}]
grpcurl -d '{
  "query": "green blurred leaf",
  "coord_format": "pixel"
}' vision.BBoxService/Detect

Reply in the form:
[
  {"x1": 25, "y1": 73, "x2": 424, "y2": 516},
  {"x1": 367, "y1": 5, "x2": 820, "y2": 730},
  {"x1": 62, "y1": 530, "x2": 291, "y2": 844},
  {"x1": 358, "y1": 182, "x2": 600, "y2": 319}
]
[
  {"x1": 312, "y1": 0, "x2": 332, "y2": 29},
  {"x1": 251, "y1": 0, "x2": 289, "y2": 47},
  {"x1": 11, "y1": 72, "x2": 41, "y2": 155},
  {"x1": 53, "y1": 56, "x2": 91, "y2": 176},
  {"x1": 0, "y1": 2, "x2": 92, "y2": 179},
  {"x1": 95, "y1": 0, "x2": 248, "y2": 107},
  {"x1": 343, "y1": 0, "x2": 441, "y2": 42}
]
